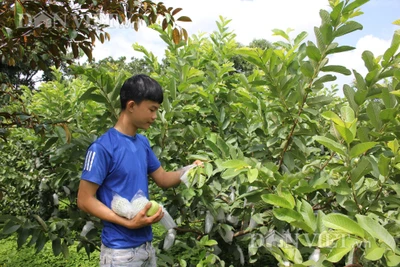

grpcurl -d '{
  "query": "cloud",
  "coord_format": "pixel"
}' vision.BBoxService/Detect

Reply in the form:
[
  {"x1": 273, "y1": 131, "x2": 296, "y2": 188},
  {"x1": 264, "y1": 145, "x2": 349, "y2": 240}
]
[
  {"x1": 164, "y1": 0, "x2": 328, "y2": 44},
  {"x1": 91, "y1": 26, "x2": 166, "y2": 61}
]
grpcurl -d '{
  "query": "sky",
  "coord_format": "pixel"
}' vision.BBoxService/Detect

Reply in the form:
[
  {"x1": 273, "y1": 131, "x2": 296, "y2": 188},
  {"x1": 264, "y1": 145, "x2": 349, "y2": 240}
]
[{"x1": 91, "y1": 0, "x2": 400, "y2": 93}]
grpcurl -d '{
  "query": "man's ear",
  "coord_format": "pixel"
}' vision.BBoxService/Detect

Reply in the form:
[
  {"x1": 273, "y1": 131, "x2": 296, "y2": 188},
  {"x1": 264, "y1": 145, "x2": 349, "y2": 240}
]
[{"x1": 127, "y1": 100, "x2": 136, "y2": 111}]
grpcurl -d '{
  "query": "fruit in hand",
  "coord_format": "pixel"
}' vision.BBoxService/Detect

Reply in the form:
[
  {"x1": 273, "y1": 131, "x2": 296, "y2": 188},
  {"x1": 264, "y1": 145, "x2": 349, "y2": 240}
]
[{"x1": 146, "y1": 200, "x2": 160, "y2": 216}]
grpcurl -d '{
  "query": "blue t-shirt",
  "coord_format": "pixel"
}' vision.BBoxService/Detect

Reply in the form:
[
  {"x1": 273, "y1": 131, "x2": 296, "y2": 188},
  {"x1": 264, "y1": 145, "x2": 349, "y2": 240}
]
[{"x1": 81, "y1": 127, "x2": 161, "y2": 249}]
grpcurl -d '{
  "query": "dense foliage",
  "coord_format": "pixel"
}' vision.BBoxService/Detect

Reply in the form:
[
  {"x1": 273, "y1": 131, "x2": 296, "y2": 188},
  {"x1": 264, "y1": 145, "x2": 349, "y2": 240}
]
[
  {"x1": 0, "y1": 0, "x2": 190, "y2": 141},
  {"x1": 1, "y1": 0, "x2": 400, "y2": 266}
]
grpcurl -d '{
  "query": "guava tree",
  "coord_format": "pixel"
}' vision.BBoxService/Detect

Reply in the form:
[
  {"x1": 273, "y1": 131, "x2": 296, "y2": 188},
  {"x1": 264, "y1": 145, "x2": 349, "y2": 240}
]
[{"x1": 134, "y1": 0, "x2": 400, "y2": 265}]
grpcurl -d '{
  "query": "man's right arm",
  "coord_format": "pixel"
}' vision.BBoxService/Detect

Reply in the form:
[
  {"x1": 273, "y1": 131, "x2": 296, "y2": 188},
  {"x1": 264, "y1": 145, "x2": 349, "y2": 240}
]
[{"x1": 77, "y1": 180, "x2": 163, "y2": 229}]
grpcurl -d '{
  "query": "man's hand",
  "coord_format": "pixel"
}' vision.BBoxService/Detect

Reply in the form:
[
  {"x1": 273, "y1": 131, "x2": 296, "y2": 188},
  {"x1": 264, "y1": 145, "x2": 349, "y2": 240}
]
[
  {"x1": 124, "y1": 201, "x2": 164, "y2": 229},
  {"x1": 192, "y1": 160, "x2": 204, "y2": 166}
]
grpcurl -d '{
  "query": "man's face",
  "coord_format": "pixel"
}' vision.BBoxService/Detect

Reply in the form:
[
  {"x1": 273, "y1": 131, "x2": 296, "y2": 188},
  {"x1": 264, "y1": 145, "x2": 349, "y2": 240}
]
[{"x1": 128, "y1": 100, "x2": 160, "y2": 130}]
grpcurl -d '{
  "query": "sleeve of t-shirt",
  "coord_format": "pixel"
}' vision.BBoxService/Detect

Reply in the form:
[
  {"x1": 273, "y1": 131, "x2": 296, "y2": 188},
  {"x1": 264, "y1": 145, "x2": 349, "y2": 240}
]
[
  {"x1": 143, "y1": 137, "x2": 161, "y2": 174},
  {"x1": 81, "y1": 142, "x2": 110, "y2": 185}
]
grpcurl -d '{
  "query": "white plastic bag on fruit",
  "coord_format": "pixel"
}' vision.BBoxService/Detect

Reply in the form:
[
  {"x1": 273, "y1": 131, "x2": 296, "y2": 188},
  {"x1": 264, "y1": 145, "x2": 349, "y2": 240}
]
[
  {"x1": 163, "y1": 228, "x2": 176, "y2": 250},
  {"x1": 130, "y1": 190, "x2": 150, "y2": 218},
  {"x1": 159, "y1": 205, "x2": 177, "y2": 230},
  {"x1": 111, "y1": 193, "x2": 136, "y2": 219},
  {"x1": 80, "y1": 221, "x2": 94, "y2": 237},
  {"x1": 204, "y1": 210, "x2": 214, "y2": 234},
  {"x1": 179, "y1": 164, "x2": 197, "y2": 187}
]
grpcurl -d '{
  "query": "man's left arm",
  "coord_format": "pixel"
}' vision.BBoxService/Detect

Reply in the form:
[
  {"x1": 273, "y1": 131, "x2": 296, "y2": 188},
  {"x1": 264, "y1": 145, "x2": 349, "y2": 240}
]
[{"x1": 150, "y1": 160, "x2": 202, "y2": 189}]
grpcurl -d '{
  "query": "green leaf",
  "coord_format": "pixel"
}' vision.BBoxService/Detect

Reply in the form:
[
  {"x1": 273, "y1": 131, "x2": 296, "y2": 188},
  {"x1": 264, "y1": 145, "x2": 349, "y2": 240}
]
[
  {"x1": 343, "y1": 85, "x2": 359, "y2": 113},
  {"x1": 313, "y1": 75, "x2": 337, "y2": 85},
  {"x1": 307, "y1": 96, "x2": 335, "y2": 107},
  {"x1": 319, "y1": 9, "x2": 331, "y2": 25},
  {"x1": 326, "y1": 237, "x2": 361, "y2": 262},
  {"x1": 313, "y1": 136, "x2": 346, "y2": 156},
  {"x1": 350, "y1": 142, "x2": 377, "y2": 158},
  {"x1": 386, "y1": 250, "x2": 400, "y2": 266},
  {"x1": 330, "y1": 1, "x2": 344, "y2": 26},
  {"x1": 353, "y1": 69, "x2": 367, "y2": 91},
  {"x1": 273, "y1": 208, "x2": 302, "y2": 223},
  {"x1": 221, "y1": 159, "x2": 249, "y2": 169},
  {"x1": 380, "y1": 108, "x2": 397, "y2": 122},
  {"x1": 14, "y1": 0, "x2": 24, "y2": 28},
  {"x1": 350, "y1": 157, "x2": 372, "y2": 183},
  {"x1": 366, "y1": 102, "x2": 382, "y2": 130},
  {"x1": 314, "y1": 27, "x2": 326, "y2": 50},
  {"x1": 320, "y1": 65, "x2": 351, "y2": 75},
  {"x1": 341, "y1": 105, "x2": 355, "y2": 123},
  {"x1": 35, "y1": 231, "x2": 47, "y2": 253},
  {"x1": 326, "y1": 45, "x2": 356, "y2": 55},
  {"x1": 300, "y1": 199, "x2": 317, "y2": 232},
  {"x1": 365, "y1": 245, "x2": 385, "y2": 261},
  {"x1": 320, "y1": 22, "x2": 333, "y2": 44},
  {"x1": 378, "y1": 154, "x2": 391, "y2": 177},
  {"x1": 334, "y1": 124, "x2": 354, "y2": 144},
  {"x1": 321, "y1": 111, "x2": 344, "y2": 126},
  {"x1": 2, "y1": 27, "x2": 13, "y2": 38},
  {"x1": 342, "y1": 0, "x2": 369, "y2": 14},
  {"x1": 356, "y1": 215, "x2": 396, "y2": 251},
  {"x1": 365, "y1": 69, "x2": 379, "y2": 85},
  {"x1": 247, "y1": 168, "x2": 258, "y2": 183},
  {"x1": 318, "y1": 231, "x2": 347, "y2": 248},
  {"x1": 390, "y1": 90, "x2": 400, "y2": 96},
  {"x1": 393, "y1": 19, "x2": 400, "y2": 26},
  {"x1": 262, "y1": 194, "x2": 294, "y2": 209},
  {"x1": 294, "y1": 31, "x2": 308, "y2": 46},
  {"x1": 334, "y1": 21, "x2": 363, "y2": 37},
  {"x1": 306, "y1": 45, "x2": 322, "y2": 62},
  {"x1": 52, "y1": 238, "x2": 62, "y2": 256},
  {"x1": 204, "y1": 140, "x2": 221, "y2": 158},
  {"x1": 272, "y1": 29, "x2": 290, "y2": 41},
  {"x1": 17, "y1": 227, "x2": 30, "y2": 248},
  {"x1": 85, "y1": 93, "x2": 107, "y2": 104},
  {"x1": 323, "y1": 214, "x2": 364, "y2": 237},
  {"x1": 383, "y1": 45, "x2": 399, "y2": 65},
  {"x1": 355, "y1": 89, "x2": 368, "y2": 106},
  {"x1": 279, "y1": 240, "x2": 303, "y2": 264},
  {"x1": 301, "y1": 62, "x2": 315, "y2": 78},
  {"x1": 78, "y1": 86, "x2": 99, "y2": 102},
  {"x1": 387, "y1": 139, "x2": 399, "y2": 154},
  {"x1": 362, "y1": 51, "x2": 376, "y2": 71},
  {"x1": 220, "y1": 168, "x2": 244, "y2": 180},
  {"x1": 2, "y1": 220, "x2": 20, "y2": 235}
]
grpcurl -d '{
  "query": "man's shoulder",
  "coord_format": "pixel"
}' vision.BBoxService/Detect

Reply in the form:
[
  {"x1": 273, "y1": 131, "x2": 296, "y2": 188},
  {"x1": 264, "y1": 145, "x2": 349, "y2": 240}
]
[
  {"x1": 91, "y1": 128, "x2": 116, "y2": 150},
  {"x1": 136, "y1": 133, "x2": 151, "y2": 146}
]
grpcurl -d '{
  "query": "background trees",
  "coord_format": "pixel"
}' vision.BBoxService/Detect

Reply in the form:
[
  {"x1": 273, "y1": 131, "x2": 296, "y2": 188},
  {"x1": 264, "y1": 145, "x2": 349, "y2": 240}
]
[
  {"x1": 0, "y1": 0, "x2": 190, "y2": 141},
  {"x1": 1, "y1": 0, "x2": 400, "y2": 266}
]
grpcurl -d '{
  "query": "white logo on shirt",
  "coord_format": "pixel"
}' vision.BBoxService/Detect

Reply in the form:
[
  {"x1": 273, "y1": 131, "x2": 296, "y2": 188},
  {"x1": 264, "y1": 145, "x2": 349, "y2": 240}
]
[{"x1": 84, "y1": 151, "x2": 96, "y2": 171}]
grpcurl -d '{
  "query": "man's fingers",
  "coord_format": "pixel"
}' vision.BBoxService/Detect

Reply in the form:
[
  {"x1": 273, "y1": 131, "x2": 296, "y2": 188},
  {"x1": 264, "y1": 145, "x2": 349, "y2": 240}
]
[
  {"x1": 193, "y1": 160, "x2": 204, "y2": 166},
  {"x1": 144, "y1": 202, "x2": 152, "y2": 211}
]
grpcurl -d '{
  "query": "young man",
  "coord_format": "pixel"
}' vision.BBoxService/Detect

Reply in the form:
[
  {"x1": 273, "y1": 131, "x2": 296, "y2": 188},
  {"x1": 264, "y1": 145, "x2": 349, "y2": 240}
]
[{"x1": 77, "y1": 74, "x2": 201, "y2": 266}]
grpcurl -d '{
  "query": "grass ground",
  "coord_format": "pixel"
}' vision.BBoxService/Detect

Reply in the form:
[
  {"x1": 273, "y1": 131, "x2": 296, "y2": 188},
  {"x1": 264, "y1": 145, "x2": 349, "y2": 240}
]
[
  {"x1": 0, "y1": 236, "x2": 99, "y2": 267},
  {"x1": 0, "y1": 224, "x2": 166, "y2": 267}
]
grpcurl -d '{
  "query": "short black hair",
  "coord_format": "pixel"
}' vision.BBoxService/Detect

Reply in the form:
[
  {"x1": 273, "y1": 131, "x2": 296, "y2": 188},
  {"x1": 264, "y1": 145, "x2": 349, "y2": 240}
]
[{"x1": 120, "y1": 74, "x2": 163, "y2": 110}]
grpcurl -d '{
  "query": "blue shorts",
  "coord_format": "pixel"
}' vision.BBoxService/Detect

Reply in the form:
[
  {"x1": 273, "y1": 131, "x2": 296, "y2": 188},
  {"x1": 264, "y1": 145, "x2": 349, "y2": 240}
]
[{"x1": 100, "y1": 242, "x2": 157, "y2": 267}]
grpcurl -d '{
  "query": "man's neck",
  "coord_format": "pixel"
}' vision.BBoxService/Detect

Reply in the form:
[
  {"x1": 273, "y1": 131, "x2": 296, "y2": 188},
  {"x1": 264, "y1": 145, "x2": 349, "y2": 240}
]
[{"x1": 114, "y1": 113, "x2": 137, "y2": 136}]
